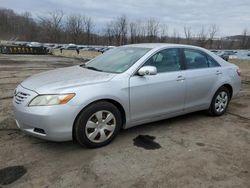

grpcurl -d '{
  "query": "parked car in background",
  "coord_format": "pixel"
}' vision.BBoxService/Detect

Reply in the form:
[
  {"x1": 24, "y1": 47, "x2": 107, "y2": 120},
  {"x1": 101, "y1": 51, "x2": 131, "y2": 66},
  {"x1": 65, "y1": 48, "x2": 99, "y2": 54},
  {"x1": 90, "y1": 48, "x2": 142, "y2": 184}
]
[
  {"x1": 210, "y1": 50, "x2": 218, "y2": 53},
  {"x1": 66, "y1": 46, "x2": 78, "y2": 50},
  {"x1": 43, "y1": 43, "x2": 55, "y2": 48},
  {"x1": 13, "y1": 44, "x2": 241, "y2": 148},
  {"x1": 26, "y1": 42, "x2": 43, "y2": 48},
  {"x1": 60, "y1": 43, "x2": 77, "y2": 50},
  {"x1": 77, "y1": 45, "x2": 88, "y2": 50},
  {"x1": 13, "y1": 41, "x2": 29, "y2": 47},
  {"x1": 219, "y1": 52, "x2": 230, "y2": 61},
  {"x1": 211, "y1": 50, "x2": 229, "y2": 61},
  {"x1": 98, "y1": 47, "x2": 113, "y2": 53},
  {"x1": 43, "y1": 43, "x2": 57, "y2": 54},
  {"x1": 53, "y1": 44, "x2": 63, "y2": 49},
  {"x1": 224, "y1": 50, "x2": 236, "y2": 55},
  {"x1": 87, "y1": 47, "x2": 96, "y2": 51}
]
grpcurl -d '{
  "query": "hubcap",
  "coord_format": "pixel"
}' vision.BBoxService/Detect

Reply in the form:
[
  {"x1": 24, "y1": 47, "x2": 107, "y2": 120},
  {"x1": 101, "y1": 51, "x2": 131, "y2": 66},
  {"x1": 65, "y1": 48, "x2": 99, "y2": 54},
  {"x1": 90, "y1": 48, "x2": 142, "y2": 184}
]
[
  {"x1": 85, "y1": 110, "x2": 116, "y2": 143},
  {"x1": 215, "y1": 91, "x2": 228, "y2": 113}
]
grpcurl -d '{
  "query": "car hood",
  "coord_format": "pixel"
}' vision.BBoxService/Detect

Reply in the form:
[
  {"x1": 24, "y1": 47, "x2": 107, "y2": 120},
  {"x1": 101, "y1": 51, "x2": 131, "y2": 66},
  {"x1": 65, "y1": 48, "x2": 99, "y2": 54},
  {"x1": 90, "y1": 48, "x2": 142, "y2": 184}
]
[{"x1": 21, "y1": 65, "x2": 116, "y2": 93}]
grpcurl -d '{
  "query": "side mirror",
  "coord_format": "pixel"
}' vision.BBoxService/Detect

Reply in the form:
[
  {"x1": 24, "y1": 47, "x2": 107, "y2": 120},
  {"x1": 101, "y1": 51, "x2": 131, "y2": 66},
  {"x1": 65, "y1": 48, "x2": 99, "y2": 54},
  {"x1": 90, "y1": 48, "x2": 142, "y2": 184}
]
[{"x1": 138, "y1": 66, "x2": 157, "y2": 76}]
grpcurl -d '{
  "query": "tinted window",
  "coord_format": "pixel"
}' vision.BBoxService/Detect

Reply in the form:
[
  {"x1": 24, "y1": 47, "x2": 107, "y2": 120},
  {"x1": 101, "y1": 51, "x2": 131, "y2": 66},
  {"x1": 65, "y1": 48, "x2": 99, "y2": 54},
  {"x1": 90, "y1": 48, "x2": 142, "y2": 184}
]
[
  {"x1": 144, "y1": 48, "x2": 181, "y2": 73},
  {"x1": 184, "y1": 49, "x2": 208, "y2": 69},
  {"x1": 207, "y1": 56, "x2": 220, "y2": 67}
]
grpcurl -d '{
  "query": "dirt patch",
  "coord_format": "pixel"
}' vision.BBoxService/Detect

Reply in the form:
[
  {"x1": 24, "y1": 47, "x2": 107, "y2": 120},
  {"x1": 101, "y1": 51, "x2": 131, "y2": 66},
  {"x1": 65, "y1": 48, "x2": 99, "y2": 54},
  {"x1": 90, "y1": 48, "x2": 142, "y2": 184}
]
[
  {"x1": 52, "y1": 49, "x2": 101, "y2": 60},
  {"x1": 196, "y1": 142, "x2": 205, "y2": 146},
  {"x1": 230, "y1": 102, "x2": 248, "y2": 108},
  {"x1": 133, "y1": 135, "x2": 161, "y2": 150}
]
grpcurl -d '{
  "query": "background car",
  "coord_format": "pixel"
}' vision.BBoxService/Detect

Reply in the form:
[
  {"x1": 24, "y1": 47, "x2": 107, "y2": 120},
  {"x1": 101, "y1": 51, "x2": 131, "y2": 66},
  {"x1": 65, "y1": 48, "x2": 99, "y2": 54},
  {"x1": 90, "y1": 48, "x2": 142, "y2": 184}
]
[
  {"x1": 26, "y1": 42, "x2": 43, "y2": 47},
  {"x1": 211, "y1": 50, "x2": 229, "y2": 61}
]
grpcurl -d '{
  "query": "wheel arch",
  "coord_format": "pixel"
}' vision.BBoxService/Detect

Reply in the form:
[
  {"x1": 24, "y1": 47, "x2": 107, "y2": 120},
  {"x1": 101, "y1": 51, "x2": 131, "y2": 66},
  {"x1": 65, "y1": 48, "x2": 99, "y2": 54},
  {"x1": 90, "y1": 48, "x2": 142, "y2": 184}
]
[
  {"x1": 72, "y1": 98, "x2": 127, "y2": 140},
  {"x1": 221, "y1": 83, "x2": 233, "y2": 99},
  {"x1": 208, "y1": 83, "x2": 233, "y2": 116}
]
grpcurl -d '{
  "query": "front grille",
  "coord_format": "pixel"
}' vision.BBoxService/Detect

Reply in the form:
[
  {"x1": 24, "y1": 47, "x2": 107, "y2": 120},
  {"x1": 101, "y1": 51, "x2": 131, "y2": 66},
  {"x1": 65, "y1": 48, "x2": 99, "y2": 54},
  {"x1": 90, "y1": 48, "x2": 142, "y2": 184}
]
[{"x1": 14, "y1": 91, "x2": 30, "y2": 104}]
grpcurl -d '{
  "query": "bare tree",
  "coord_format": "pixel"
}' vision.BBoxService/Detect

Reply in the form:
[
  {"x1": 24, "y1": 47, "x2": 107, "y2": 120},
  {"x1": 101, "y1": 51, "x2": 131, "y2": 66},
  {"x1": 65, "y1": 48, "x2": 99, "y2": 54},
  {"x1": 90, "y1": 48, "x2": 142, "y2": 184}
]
[
  {"x1": 1, "y1": 8, "x2": 249, "y2": 50},
  {"x1": 113, "y1": 15, "x2": 128, "y2": 45},
  {"x1": 39, "y1": 10, "x2": 64, "y2": 42},
  {"x1": 146, "y1": 18, "x2": 159, "y2": 42},
  {"x1": 83, "y1": 16, "x2": 94, "y2": 45},
  {"x1": 0, "y1": 8, "x2": 38, "y2": 41},
  {"x1": 159, "y1": 23, "x2": 168, "y2": 42},
  {"x1": 129, "y1": 22, "x2": 137, "y2": 44},
  {"x1": 183, "y1": 26, "x2": 192, "y2": 44},
  {"x1": 240, "y1": 29, "x2": 250, "y2": 49},
  {"x1": 208, "y1": 24, "x2": 219, "y2": 48},
  {"x1": 14, "y1": 12, "x2": 38, "y2": 41},
  {"x1": 246, "y1": 30, "x2": 250, "y2": 49},
  {"x1": 104, "y1": 22, "x2": 115, "y2": 45},
  {"x1": 171, "y1": 29, "x2": 180, "y2": 43},
  {"x1": 137, "y1": 21, "x2": 147, "y2": 42},
  {"x1": 129, "y1": 20, "x2": 144, "y2": 44},
  {"x1": 104, "y1": 15, "x2": 128, "y2": 46},
  {"x1": 196, "y1": 26, "x2": 207, "y2": 47},
  {"x1": 65, "y1": 14, "x2": 84, "y2": 43}
]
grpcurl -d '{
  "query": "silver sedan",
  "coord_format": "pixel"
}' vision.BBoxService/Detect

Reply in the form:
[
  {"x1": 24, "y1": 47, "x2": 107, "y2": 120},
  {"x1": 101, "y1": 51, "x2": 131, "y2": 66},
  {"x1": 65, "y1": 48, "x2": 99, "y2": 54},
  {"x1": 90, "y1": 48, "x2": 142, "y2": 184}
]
[{"x1": 13, "y1": 44, "x2": 241, "y2": 147}]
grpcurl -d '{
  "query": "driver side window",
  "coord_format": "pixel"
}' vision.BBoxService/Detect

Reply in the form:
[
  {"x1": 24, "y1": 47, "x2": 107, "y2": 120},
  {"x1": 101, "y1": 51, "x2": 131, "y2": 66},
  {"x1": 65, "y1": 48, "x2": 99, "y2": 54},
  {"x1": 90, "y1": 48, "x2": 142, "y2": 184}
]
[{"x1": 144, "y1": 48, "x2": 181, "y2": 73}]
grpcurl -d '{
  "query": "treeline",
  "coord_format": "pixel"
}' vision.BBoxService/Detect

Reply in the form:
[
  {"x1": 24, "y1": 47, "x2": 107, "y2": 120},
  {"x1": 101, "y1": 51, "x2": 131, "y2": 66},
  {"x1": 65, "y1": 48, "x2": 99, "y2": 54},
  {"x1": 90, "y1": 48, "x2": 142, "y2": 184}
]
[{"x1": 0, "y1": 8, "x2": 250, "y2": 49}]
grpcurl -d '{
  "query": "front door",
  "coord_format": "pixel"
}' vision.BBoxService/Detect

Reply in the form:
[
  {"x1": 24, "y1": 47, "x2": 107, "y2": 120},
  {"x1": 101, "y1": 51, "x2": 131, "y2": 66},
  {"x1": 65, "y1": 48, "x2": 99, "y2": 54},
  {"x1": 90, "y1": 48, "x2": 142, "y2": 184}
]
[{"x1": 129, "y1": 48, "x2": 186, "y2": 122}]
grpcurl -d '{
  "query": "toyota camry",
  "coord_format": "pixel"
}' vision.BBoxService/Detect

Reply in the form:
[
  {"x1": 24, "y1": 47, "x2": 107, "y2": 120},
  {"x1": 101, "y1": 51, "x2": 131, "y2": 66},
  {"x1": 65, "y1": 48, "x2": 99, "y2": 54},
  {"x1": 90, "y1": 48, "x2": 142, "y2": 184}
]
[{"x1": 13, "y1": 44, "x2": 241, "y2": 148}]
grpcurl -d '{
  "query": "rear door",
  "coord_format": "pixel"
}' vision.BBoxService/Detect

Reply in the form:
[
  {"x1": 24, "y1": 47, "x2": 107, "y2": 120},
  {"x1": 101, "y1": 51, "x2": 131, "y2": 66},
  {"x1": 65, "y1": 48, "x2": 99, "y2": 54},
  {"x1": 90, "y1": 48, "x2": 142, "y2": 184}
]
[
  {"x1": 129, "y1": 48, "x2": 186, "y2": 122},
  {"x1": 182, "y1": 48, "x2": 222, "y2": 110}
]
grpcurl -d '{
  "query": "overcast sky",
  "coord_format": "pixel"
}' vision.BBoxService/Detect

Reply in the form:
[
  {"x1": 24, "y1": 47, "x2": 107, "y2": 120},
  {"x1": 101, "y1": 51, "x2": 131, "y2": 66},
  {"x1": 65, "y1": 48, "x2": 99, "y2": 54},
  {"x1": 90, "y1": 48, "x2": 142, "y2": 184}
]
[{"x1": 1, "y1": 0, "x2": 250, "y2": 36}]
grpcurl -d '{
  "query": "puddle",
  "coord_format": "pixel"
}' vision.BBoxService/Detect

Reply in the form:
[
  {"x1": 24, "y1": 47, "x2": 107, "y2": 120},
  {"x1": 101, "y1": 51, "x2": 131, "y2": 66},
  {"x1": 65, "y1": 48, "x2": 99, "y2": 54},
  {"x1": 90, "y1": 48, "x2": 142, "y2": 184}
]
[
  {"x1": 196, "y1": 142, "x2": 205, "y2": 147},
  {"x1": 0, "y1": 166, "x2": 27, "y2": 185},
  {"x1": 133, "y1": 135, "x2": 161, "y2": 150}
]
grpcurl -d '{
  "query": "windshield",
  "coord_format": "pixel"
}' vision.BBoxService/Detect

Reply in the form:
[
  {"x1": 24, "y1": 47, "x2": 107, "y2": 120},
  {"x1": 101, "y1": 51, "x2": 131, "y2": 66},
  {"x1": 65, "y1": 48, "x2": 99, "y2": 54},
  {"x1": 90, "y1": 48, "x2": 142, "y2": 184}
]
[{"x1": 82, "y1": 47, "x2": 151, "y2": 73}]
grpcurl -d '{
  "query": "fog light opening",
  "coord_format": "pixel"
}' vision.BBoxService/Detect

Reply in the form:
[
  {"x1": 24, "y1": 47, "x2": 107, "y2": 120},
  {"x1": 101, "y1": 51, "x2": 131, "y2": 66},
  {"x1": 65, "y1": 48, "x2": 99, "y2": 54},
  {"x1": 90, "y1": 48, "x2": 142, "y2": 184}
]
[{"x1": 33, "y1": 128, "x2": 46, "y2": 135}]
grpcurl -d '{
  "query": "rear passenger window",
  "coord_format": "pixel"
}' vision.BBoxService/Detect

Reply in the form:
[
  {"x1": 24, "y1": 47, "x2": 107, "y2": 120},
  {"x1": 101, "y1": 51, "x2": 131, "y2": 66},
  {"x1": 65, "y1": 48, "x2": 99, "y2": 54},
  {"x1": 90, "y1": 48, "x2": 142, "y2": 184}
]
[
  {"x1": 207, "y1": 56, "x2": 220, "y2": 67},
  {"x1": 184, "y1": 49, "x2": 208, "y2": 69},
  {"x1": 144, "y1": 48, "x2": 181, "y2": 73}
]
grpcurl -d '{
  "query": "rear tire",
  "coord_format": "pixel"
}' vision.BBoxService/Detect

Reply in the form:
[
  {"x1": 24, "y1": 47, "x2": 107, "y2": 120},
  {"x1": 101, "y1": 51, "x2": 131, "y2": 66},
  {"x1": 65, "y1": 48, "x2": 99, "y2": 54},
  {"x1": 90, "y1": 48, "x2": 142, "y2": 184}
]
[
  {"x1": 74, "y1": 101, "x2": 122, "y2": 148},
  {"x1": 208, "y1": 86, "x2": 230, "y2": 116}
]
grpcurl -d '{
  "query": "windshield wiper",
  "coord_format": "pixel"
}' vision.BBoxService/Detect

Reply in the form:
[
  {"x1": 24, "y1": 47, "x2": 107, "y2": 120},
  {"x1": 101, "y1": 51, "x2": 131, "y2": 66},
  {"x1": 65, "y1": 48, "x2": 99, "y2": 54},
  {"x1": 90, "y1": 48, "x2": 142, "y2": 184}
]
[{"x1": 84, "y1": 66, "x2": 103, "y2": 72}]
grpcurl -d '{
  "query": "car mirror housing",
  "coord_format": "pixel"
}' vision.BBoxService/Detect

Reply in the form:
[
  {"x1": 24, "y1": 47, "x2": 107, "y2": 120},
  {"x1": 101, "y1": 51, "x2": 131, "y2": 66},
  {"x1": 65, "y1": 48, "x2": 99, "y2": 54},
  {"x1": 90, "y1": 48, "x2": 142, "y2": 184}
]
[{"x1": 138, "y1": 66, "x2": 157, "y2": 76}]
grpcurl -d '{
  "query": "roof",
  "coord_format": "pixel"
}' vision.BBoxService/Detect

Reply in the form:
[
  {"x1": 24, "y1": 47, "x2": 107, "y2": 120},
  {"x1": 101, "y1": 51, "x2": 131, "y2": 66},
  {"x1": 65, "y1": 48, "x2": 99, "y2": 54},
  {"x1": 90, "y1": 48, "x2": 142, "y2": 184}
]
[{"x1": 123, "y1": 43, "x2": 205, "y2": 50}]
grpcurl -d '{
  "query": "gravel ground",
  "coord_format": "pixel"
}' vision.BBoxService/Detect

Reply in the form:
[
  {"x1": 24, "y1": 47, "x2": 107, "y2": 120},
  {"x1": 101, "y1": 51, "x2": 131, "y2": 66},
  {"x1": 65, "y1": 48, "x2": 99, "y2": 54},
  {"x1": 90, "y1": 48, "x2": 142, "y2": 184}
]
[{"x1": 0, "y1": 54, "x2": 249, "y2": 188}]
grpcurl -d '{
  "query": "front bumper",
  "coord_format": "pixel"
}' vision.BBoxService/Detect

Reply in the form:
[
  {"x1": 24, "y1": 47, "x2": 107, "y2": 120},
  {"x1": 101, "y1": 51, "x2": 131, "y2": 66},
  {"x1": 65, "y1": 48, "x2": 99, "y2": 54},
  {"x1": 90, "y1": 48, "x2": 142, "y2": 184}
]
[{"x1": 13, "y1": 85, "x2": 79, "y2": 141}]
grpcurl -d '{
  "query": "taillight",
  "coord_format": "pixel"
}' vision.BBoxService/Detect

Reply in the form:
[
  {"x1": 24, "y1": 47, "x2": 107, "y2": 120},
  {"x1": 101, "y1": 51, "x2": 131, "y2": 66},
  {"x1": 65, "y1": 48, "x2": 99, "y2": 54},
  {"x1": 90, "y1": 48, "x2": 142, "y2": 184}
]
[{"x1": 236, "y1": 69, "x2": 241, "y2": 76}]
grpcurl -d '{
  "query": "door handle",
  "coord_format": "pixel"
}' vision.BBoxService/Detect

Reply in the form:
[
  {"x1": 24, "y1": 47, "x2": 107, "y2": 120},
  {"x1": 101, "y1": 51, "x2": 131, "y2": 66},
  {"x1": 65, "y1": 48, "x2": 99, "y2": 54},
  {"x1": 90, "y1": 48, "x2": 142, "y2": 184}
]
[
  {"x1": 176, "y1": 75, "x2": 185, "y2": 81},
  {"x1": 216, "y1": 70, "x2": 222, "y2": 75}
]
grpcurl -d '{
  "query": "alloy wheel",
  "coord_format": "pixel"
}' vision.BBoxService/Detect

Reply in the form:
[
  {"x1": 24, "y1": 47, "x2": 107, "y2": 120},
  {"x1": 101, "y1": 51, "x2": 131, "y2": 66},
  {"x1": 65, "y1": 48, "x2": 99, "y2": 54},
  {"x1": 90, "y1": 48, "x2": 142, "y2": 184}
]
[{"x1": 215, "y1": 91, "x2": 228, "y2": 113}]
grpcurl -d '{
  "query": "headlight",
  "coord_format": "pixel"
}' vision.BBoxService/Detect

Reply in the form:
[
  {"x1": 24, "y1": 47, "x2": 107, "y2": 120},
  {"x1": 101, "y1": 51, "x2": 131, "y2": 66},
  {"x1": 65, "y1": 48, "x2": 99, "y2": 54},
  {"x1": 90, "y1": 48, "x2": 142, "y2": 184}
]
[{"x1": 29, "y1": 94, "x2": 75, "y2": 106}]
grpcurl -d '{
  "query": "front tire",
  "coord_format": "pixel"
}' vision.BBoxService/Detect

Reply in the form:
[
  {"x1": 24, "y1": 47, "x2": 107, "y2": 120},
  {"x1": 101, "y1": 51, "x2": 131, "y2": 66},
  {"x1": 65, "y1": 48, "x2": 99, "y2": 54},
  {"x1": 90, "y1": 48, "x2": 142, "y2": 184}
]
[
  {"x1": 208, "y1": 86, "x2": 230, "y2": 116},
  {"x1": 74, "y1": 101, "x2": 122, "y2": 148}
]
